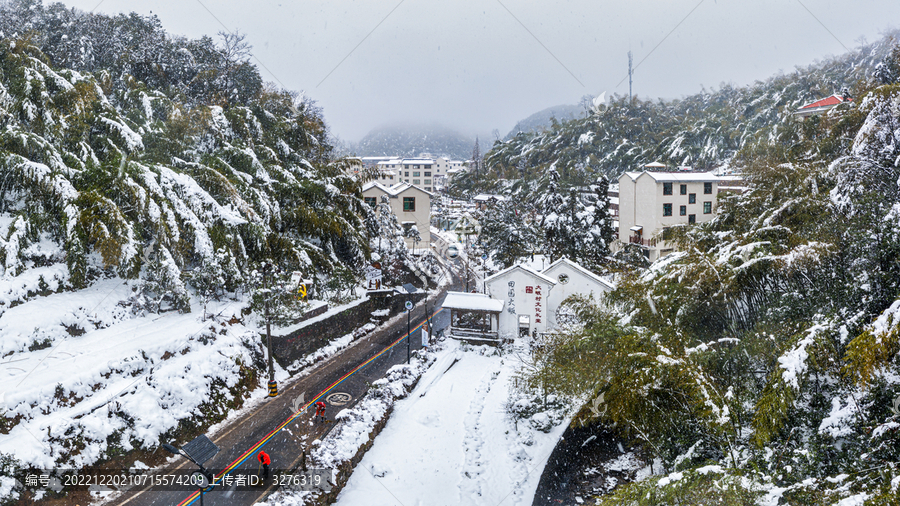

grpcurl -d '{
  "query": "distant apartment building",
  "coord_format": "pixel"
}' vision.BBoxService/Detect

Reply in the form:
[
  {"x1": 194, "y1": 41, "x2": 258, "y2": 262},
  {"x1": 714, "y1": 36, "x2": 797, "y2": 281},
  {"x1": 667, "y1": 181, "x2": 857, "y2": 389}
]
[
  {"x1": 362, "y1": 182, "x2": 432, "y2": 251},
  {"x1": 362, "y1": 155, "x2": 465, "y2": 192},
  {"x1": 618, "y1": 171, "x2": 720, "y2": 262}
]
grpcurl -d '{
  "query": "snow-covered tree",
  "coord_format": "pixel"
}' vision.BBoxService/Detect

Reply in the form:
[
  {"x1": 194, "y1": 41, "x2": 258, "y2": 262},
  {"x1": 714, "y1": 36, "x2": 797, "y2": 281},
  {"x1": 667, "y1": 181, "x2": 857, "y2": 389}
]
[
  {"x1": 581, "y1": 175, "x2": 614, "y2": 269},
  {"x1": 476, "y1": 198, "x2": 534, "y2": 268},
  {"x1": 470, "y1": 136, "x2": 481, "y2": 175},
  {"x1": 538, "y1": 168, "x2": 573, "y2": 262}
]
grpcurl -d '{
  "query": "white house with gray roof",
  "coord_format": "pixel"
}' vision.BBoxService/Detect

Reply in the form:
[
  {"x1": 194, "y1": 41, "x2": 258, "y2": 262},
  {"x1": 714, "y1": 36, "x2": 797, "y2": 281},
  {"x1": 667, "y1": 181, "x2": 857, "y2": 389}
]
[
  {"x1": 481, "y1": 259, "x2": 614, "y2": 339},
  {"x1": 618, "y1": 171, "x2": 720, "y2": 262},
  {"x1": 362, "y1": 182, "x2": 432, "y2": 251}
]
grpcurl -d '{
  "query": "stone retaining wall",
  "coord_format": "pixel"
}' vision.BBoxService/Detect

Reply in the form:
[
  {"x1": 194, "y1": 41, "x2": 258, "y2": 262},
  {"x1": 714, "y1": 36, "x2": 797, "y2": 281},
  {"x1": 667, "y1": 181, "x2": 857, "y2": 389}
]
[{"x1": 268, "y1": 292, "x2": 426, "y2": 367}]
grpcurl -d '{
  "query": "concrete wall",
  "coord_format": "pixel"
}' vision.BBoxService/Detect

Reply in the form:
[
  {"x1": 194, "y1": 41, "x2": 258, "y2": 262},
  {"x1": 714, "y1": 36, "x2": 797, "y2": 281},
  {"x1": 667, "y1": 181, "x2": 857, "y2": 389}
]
[
  {"x1": 393, "y1": 187, "x2": 431, "y2": 250},
  {"x1": 362, "y1": 185, "x2": 432, "y2": 250},
  {"x1": 618, "y1": 173, "x2": 719, "y2": 261},
  {"x1": 269, "y1": 292, "x2": 425, "y2": 368}
]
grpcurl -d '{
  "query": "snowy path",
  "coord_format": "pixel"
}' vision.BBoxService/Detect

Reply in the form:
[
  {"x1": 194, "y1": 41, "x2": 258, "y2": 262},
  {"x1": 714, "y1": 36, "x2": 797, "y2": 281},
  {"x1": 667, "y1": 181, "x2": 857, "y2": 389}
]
[{"x1": 334, "y1": 340, "x2": 569, "y2": 506}]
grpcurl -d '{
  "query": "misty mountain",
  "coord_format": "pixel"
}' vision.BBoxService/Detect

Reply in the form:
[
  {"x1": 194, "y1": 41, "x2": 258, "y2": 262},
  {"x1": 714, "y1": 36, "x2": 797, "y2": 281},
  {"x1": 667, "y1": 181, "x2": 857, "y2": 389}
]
[
  {"x1": 504, "y1": 103, "x2": 584, "y2": 139},
  {"x1": 353, "y1": 123, "x2": 475, "y2": 160}
]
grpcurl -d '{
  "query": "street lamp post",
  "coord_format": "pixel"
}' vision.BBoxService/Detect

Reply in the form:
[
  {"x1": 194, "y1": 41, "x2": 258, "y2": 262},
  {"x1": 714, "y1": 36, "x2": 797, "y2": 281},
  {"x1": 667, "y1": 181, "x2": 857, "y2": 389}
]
[{"x1": 162, "y1": 435, "x2": 219, "y2": 506}]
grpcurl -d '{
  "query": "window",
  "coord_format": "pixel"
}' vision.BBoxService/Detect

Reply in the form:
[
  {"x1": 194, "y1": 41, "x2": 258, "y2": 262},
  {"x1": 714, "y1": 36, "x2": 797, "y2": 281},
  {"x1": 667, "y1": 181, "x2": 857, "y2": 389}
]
[
  {"x1": 663, "y1": 203, "x2": 673, "y2": 216},
  {"x1": 405, "y1": 171, "x2": 409, "y2": 177},
  {"x1": 680, "y1": 205, "x2": 686, "y2": 216},
  {"x1": 663, "y1": 182, "x2": 673, "y2": 195},
  {"x1": 688, "y1": 214, "x2": 696, "y2": 224},
  {"x1": 703, "y1": 201, "x2": 712, "y2": 214},
  {"x1": 689, "y1": 193, "x2": 696, "y2": 204},
  {"x1": 413, "y1": 165, "x2": 419, "y2": 169},
  {"x1": 424, "y1": 171, "x2": 431, "y2": 176},
  {"x1": 680, "y1": 184, "x2": 687, "y2": 195},
  {"x1": 704, "y1": 182, "x2": 713, "y2": 194},
  {"x1": 413, "y1": 172, "x2": 420, "y2": 177},
  {"x1": 364, "y1": 197, "x2": 377, "y2": 207},
  {"x1": 403, "y1": 197, "x2": 415, "y2": 212},
  {"x1": 425, "y1": 164, "x2": 432, "y2": 169},
  {"x1": 425, "y1": 187, "x2": 431, "y2": 191},
  {"x1": 424, "y1": 179, "x2": 431, "y2": 184},
  {"x1": 413, "y1": 179, "x2": 420, "y2": 185}
]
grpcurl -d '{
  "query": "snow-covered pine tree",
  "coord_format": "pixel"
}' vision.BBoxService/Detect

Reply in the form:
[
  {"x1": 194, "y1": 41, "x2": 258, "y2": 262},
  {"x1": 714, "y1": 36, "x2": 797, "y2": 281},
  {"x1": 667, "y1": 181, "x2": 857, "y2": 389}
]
[
  {"x1": 873, "y1": 42, "x2": 900, "y2": 84},
  {"x1": 471, "y1": 136, "x2": 481, "y2": 175},
  {"x1": 583, "y1": 175, "x2": 614, "y2": 269},
  {"x1": 538, "y1": 167, "x2": 571, "y2": 262},
  {"x1": 476, "y1": 198, "x2": 531, "y2": 268}
]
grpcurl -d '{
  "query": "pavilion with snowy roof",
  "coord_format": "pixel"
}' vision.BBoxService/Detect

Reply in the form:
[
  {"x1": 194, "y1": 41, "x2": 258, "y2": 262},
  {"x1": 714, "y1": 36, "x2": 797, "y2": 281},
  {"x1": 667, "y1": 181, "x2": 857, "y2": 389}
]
[
  {"x1": 441, "y1": 292, "x2": 504, "y2": 343},
  {"x1": 793, "y1": 94, "x2": 853, "y2": 120}
]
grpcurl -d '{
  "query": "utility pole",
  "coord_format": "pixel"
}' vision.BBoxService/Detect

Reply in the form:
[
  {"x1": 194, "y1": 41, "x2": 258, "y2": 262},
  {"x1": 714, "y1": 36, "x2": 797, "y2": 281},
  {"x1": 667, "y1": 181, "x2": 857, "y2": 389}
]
[
  {"x1": 263, "y1": 263, "x2": 277, "y2": 397},
  {"x1": 465, "y1": 232, "x2": 470, "y2": 292},
  {"x1": 406, "y1": 298, "x2": 412, "y2": 364},
  {"x1": 628, "y1": 51, "x2": 633, "y2": 103}
]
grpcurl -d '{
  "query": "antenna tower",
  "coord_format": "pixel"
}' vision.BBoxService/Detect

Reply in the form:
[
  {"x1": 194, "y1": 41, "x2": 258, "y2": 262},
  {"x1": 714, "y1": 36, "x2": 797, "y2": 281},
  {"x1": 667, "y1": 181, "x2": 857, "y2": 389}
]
[{"x1": 628, "y1": 51, "x2": 633, "y2": 103}]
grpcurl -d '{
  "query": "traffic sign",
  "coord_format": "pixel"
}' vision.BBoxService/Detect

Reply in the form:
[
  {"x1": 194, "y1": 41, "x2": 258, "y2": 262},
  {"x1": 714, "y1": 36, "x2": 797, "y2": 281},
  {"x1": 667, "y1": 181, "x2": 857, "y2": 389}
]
[
  {"x1": 481, "y1": 253, "x2": 488, "y2": 260},
  {"x1": 405, "y1": 300, "x2": 413, "y2": 310}
]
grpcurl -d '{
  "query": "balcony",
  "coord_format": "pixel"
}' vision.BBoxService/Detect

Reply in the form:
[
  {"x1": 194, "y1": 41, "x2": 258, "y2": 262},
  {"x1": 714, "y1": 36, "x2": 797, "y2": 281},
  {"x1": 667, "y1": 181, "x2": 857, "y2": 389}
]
[{"x1": 629, "y1": 235, "x2": 657, "y2": 247}]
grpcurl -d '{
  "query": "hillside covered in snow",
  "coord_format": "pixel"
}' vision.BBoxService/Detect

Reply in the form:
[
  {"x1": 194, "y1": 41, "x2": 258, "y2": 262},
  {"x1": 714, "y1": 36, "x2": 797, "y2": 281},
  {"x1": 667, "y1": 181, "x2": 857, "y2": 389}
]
[
  {"x1": 454, "y1": 29, "x2": 900, "y2": 192},
  {"x1": 352, "y1": 123, "x2": 475, "y2": 161},
  {"x1": 500, "y1": 39, "x2": 900, "y2": 505},
  {"x1": 0, "y1": 1, "x2": 420, "y2": 502}
]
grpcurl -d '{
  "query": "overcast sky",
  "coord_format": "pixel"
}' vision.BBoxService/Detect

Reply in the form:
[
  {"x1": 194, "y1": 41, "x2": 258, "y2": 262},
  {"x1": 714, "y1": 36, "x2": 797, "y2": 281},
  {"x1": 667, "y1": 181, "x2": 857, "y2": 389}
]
[{"x1": 59, "y1": 0, "x2": 900, "y2": 142}]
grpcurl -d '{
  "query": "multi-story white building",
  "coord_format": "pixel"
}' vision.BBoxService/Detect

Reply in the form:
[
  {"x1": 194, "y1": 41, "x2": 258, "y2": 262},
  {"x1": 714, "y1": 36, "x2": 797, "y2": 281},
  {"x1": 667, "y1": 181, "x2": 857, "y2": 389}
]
[
  {"x1": 362, "y1": 182, "x2": 432, "y2": 251},
  {"x1": 618, "y1": 171, "x2": 720, "y2": 261},
  {"x1": 365, "y1": 155, "x2": 465, "y2": 192}
]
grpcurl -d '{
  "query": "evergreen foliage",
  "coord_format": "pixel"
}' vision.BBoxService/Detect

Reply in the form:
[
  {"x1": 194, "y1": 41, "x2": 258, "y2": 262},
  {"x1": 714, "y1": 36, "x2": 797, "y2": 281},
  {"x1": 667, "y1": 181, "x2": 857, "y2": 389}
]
[
  {"x1": 475, "y1": 197, "x2": 535, "y2": 268},
  {"x1": 0, "y1": 1, "x2": 380, "y2": 311}
]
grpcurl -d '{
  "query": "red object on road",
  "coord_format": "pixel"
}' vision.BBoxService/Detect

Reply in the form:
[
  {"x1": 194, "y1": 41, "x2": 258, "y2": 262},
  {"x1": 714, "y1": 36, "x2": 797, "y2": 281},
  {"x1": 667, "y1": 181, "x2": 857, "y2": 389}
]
[
  {"x1": 257, "y1": 451, "x2": 270, "y2": 465},
  {"x1": 315, "y1": 401, "x2": 326, "y2": 421}
]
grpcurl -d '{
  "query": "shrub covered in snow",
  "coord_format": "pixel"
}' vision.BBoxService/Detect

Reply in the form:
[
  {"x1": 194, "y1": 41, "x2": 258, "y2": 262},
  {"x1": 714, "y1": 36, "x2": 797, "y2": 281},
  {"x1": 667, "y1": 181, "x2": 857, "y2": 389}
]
[{"x1": 506, "y1": 390, "x2": 571, "y2": 434}]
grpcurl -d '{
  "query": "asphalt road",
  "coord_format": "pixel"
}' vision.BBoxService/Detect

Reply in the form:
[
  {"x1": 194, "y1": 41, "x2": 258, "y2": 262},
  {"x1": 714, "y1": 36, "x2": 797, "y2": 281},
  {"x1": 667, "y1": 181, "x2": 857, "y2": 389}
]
[{"x1": 108, "y1": 275, "x2": 456, "y2": 506}]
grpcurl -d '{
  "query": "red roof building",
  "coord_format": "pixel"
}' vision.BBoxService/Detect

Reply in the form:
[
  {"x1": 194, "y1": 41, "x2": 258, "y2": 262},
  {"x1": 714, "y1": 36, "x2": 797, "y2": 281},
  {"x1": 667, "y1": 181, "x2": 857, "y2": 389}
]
[{"x1": 794, "y1": 94, "x2": 853, "y2": 120}]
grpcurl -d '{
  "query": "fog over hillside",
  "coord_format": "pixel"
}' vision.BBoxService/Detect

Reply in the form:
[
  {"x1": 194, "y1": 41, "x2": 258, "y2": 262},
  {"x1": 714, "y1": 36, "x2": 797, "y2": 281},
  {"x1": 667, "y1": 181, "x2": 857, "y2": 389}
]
[
  {"x1": 353, "y1": 123, "x2": 477, "y2": 160},
  {"x1": 504, "y1": 103, "x2": 584, "y2": 139}
]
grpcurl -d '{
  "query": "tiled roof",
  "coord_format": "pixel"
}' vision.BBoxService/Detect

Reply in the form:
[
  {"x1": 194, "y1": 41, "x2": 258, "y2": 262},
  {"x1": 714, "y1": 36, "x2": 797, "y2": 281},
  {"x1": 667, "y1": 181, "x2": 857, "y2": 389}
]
[{"x1": 799, "y1": 94, "x2": 851, "y2": 110}]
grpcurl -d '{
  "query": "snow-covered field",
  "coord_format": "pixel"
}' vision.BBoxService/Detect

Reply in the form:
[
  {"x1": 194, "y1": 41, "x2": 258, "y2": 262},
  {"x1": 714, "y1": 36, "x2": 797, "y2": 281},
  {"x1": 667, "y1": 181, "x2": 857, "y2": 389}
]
[
  {"x1": 0, "y1": 278, "x2": 261, "y2": 474},
  {"x1": 332, "y1": 339, "x2": 571, "y2": 506}
]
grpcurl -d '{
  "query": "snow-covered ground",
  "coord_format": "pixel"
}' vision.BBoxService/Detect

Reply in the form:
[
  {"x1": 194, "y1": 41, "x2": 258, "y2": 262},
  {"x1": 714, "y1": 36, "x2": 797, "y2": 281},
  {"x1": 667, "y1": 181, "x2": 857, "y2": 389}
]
[
  {"x1": 332, "y1": 339, "x2": 571, "y2": 506},
  {"x1": 0, "y1": 278, "x2": 261, "y2": 473}
]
